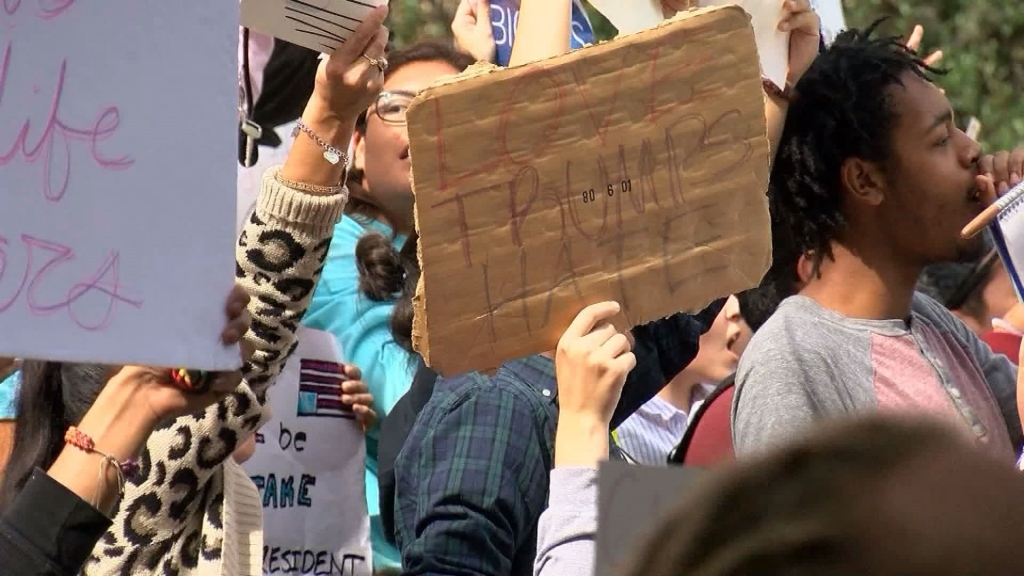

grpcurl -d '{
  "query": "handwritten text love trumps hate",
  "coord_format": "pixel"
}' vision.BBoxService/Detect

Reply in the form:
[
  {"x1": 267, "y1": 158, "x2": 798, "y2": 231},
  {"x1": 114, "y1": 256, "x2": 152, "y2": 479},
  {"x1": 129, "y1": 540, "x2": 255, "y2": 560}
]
[
  {"x1": 408, "y1": 6, "x2": 773, "y2": 375},
  {"x1": 0, "y1": 1, "x2": 141, "y2": 334}
]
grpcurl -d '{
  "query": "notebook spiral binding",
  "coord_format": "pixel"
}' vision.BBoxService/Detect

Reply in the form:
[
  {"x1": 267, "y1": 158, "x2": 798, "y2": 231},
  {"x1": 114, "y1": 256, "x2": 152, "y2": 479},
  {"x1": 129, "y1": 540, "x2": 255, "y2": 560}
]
[{"x1": 997, "y1": 182, "x2": 1024, "y2": 220}]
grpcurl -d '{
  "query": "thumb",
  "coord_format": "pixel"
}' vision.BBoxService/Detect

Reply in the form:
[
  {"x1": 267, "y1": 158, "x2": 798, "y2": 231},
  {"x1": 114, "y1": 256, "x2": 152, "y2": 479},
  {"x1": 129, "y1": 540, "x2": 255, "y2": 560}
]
[
  {"x1": 476, "y1": 0, "x2": 492, "y2": 24},
  {"x1": 976, "y1": 174, "x2": 997, "y2": 206},
  {"x1": 455, "y1": 0, "x2": 473, "y2": 18}
]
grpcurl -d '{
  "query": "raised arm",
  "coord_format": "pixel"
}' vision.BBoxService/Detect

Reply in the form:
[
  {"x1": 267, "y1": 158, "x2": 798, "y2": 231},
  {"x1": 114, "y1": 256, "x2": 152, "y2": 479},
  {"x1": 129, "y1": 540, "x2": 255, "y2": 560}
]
[{"x1": 101, "y1": 7, "x2": 391, "y2": 547}]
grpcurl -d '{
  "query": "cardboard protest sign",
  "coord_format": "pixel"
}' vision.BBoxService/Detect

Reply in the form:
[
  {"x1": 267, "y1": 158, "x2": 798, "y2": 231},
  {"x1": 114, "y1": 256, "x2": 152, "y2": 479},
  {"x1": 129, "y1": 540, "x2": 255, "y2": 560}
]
[
  {"x1": 596, "y1": 462, "x2": 705, "y2": 576},
  {"x1": 407, "y1": 5, "x2": 772, "y2": 376},
  {"x1": 244, "y1": 327, "x2": 371, "y2": 576},
  {"x1": 0, "y1": 1, "x2": 239, "y2": 369},
  {"x1": 241, "y1": 0, "x2": 388, "y2": 53},
  {"x1": 491, "y1": 0, "x2": 595, "y2": 66}
]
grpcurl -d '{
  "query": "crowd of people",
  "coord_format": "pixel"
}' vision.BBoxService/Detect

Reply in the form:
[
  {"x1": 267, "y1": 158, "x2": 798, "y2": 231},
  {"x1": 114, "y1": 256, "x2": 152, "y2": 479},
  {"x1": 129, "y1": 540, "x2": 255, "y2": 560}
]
[{"x1": 2, "y1": 0, "x2": 1024, "y2": 575}]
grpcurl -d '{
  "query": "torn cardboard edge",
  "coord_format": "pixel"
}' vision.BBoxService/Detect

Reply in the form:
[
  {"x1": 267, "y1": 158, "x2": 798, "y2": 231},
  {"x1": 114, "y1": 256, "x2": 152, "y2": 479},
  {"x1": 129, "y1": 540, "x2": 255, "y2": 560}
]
[{"x1": 408, "y1": 5, "x2": 771, "y2": 375}]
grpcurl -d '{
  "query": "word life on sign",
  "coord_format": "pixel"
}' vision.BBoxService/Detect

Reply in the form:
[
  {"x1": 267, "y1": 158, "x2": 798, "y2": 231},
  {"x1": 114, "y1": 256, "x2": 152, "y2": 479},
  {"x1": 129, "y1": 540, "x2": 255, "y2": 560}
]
[
  {"x1": 0, "y1": 0, "x2": 239, "y2": 369},
  {"x1": 241, "y1": 0, "x2": 389, "y2": 53},
  {"x1": 407, "y1": 6, "x2": 772, "y2": 376},
  {"x1": 244, "y1": 327, "x2": 371, "y2": 576},
  {"x1": 596, "y1": 462, "x2": 705, "y2": 576}
]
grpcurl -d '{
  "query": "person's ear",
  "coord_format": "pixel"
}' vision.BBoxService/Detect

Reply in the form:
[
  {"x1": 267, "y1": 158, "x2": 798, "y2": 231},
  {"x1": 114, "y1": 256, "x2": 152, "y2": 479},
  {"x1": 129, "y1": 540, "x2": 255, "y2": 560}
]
[
  {"x1": 840, "y1": 157, "x2": 887, "y2": 207},
  {"x1": 352, "y1": 131, "x2": 367, "y2": 174}
]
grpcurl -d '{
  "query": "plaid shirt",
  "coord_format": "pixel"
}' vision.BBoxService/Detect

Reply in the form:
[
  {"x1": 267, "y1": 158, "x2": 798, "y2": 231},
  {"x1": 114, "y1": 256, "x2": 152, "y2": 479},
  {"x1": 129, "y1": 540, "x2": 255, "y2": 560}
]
[{"x1": 393, "y1": 304, "x2": 722, "y2": 576}]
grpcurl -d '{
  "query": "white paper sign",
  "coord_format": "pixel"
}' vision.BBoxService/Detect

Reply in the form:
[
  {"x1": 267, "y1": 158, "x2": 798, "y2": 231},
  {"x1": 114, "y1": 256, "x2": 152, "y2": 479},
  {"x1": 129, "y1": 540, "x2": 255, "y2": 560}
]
[
  {"x1": 241, "y1": 0, "x2": 389, "y2": 54},
  {"x1": 809, "y1": 0, "x2": 846, "y2": 45},
  {"x1": 0, "y1": 1, "x2": 239, "y2": 369},
  {"x1": 587, "y1": 1, "x2": 789, "y2": 89},
  {"x1": 701, "y1": 0, "x2": 789, "y2": 88},
  {"x1": 244, "y1": 327, "x2": 372, "y2": 576}
]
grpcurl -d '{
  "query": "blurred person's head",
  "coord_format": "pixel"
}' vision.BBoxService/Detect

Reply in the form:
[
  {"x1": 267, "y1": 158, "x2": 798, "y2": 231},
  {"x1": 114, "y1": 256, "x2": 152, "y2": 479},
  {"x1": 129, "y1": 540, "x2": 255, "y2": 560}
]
[
  {"x1": 678, "y1": 296, "x2": 748, "y2": 389},
  {"x1": 349, "y1": 42, "x2": 474, "y2": 234},
  {"x1": 770, "y1": 22, "x2": 985, "y2": 282},
  {"x1": 628, "y1": 416, "x2": 1024, "y2": 576},
  {"x1": 0, "y1": 362, "x2": 109, "y2": 510},
  {"x1": 917, "y1": 236, "x2": 1015, "y2": 334}
]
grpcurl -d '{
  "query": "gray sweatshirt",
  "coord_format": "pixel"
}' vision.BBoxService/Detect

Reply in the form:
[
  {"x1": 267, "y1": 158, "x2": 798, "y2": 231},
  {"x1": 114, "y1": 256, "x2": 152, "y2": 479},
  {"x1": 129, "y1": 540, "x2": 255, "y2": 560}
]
[{"x1": 733, "y1": 294, "x2": 1022, "y2": 457}]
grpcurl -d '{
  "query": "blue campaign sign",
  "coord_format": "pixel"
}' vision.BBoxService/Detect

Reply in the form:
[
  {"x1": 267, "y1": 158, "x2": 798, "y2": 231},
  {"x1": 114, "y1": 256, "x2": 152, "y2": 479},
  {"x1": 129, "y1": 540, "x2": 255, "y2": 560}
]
[{"x1": 491, "y1": 0, "x2": 595, "y2": 66}]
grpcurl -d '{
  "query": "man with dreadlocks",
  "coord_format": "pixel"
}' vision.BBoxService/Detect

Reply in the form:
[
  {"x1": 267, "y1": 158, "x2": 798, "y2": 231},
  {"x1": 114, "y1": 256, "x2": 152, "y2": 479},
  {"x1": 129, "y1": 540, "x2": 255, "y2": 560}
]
[{"x1": 732, "y1": 21, "x2": 1024, "y2": 459}]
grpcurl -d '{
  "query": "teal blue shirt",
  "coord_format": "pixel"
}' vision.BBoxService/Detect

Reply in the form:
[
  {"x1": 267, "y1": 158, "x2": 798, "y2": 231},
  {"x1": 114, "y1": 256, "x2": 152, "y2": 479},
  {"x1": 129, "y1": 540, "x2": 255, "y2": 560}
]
[
  {"x1": 302, "y1": 214, "x2": 415, "y2": 570},
  {"x1": 0, "y1": 371, "x2": 18, "y2": 419}
]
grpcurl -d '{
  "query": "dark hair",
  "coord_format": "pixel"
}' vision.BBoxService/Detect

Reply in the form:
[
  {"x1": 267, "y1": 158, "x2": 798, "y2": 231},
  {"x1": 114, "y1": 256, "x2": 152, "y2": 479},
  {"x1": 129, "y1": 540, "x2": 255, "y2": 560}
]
[
  {"x1": 351, "y1": 41, "x2": 473, "y2": 334},
  {"x1": 735, "y1": 285, "x2": 782, "y2": 333},
  {"x1": 355, "y1": 232, "x2": 420, "y2": 353},
  {"x1": 347, "y1": 41, "x2": 475, "y2": 220},
  {"x1": 0, "y1": 361, "x2": 106, "y2": 511},
  {"x1": 627, "y1": 417, "x2": 968, "y2": 576},
  {"x1": 768, "y1": 20, "x2": 944, "y2": 275}
]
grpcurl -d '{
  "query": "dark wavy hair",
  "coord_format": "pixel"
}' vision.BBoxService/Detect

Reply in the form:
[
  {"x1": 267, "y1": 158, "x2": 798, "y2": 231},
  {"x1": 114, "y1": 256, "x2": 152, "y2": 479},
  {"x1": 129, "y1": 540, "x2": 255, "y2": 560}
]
[
  {"x1": 353, "y1": 41, "x2": 474, "y2": 353},
  {"x1": 768, "y1": 20, "x2": 944, "y2": 276},
  {"x1": 0, "y1": 361, "x2": 107, "y2": 511}
]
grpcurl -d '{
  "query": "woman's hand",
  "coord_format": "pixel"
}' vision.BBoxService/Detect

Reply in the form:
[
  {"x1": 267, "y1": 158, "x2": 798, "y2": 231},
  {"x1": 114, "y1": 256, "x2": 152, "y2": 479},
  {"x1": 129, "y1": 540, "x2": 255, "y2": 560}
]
[
  {"x1": 107, "y1": 284, "x2": 253, "y2": 427},
  {"x1": 660, "y1": 0, "x2": 693, "y2": 18},
  {"x1": 452, "y1": 0, "x2": 496, "y2": 63},
  {"x1": 309, "y1": 5, "x2": 390, "y2": 123},
  {"x1": 780, "y1": 0, "x2": 820, "y2": 87},
  {"x1": 554, "y1": 302, "x2": 636, "y2": 467},
  {"x1": 339, "y1": 365, "x2": 377, "y2": 431}
]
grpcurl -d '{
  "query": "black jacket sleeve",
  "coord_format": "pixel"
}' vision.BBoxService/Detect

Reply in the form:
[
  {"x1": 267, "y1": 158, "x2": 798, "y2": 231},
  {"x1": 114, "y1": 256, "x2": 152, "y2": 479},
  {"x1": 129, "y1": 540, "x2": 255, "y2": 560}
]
[
  {"x1": 0, "y1": 468, "x2": 112, "y2": 576},
  {"x1": 611, "y1": 299, "x2": 725, "y2": 430}
]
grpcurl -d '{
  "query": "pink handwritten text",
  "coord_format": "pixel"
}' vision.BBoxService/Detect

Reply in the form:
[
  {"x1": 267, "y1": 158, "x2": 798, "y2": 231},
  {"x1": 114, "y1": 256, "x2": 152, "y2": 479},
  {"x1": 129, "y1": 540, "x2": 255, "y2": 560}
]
[
  {"x1": 0, "y1": 232, "x2": 142, "y2": 331},
  {"x1": 0, "y1": 41, "x2": 133, "y2": 202},
  {"x1": 2, "y1": 0, "x2": 77, "y2": 21}
]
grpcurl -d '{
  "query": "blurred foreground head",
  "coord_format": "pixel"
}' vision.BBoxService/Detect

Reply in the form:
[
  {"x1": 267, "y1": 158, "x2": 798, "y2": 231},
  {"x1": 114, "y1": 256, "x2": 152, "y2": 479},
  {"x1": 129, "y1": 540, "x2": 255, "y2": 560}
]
[{"x1": 629, "y1": 416, "x2": 1024, "y2": 576}]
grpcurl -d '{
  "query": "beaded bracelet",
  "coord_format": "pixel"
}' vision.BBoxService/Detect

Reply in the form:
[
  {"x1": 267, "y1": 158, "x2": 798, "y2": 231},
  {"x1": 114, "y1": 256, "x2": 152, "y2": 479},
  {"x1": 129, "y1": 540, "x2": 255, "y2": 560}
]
[
  {"x1": 169, "y1": 368, "x2": 211, "y2": 393},
  {"x1": 65, "y1": 426, "x2": 136, "y2": 509}
]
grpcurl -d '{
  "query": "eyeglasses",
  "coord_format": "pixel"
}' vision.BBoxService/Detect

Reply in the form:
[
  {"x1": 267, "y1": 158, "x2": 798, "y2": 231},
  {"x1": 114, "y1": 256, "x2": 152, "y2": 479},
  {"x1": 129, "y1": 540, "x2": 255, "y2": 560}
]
[{"x1": 370, "y1": 90, "x2": 417, "y2": 126}]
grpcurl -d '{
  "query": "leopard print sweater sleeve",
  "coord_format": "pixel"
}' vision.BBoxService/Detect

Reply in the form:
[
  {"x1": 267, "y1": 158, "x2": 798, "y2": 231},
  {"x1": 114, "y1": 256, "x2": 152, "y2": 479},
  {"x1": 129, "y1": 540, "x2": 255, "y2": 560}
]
[{"x1": 86, "y1": 167, "x2": 347, "y2": 576}]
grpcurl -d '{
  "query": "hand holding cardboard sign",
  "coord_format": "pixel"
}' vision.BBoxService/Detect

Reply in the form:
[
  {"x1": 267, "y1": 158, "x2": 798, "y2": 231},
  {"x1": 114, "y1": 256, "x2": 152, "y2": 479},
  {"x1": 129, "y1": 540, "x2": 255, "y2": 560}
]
[
  {"x1": 554, "y1": 302, "x2": 636, "y2": 467},
  {"x1": 311, "y1": 5, "x2": 390, "y2": 123}
]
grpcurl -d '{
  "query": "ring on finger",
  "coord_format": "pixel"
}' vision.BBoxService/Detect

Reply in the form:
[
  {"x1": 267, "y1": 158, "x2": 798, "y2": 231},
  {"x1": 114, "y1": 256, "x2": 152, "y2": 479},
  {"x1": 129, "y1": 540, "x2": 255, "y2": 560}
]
[{"x1": 362, "y1": 54, "x2": 388, "y2": 74}]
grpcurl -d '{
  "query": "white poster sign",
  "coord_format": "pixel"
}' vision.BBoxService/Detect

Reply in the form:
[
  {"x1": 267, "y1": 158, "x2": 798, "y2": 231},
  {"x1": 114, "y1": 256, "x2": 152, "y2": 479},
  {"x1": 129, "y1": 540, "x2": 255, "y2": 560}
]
[
  {"x1": 0, "y1": 1, "x2": 239, "y2": 369},
  {"x1": 809, "y1": 0, "x2": 846, "y2": 45},
  {"x1": 244, "y1": 327, "x2": 372, "y2": 576},
  {"x1": 241, "y1": 0, "x2": 389, "y2": 54}
]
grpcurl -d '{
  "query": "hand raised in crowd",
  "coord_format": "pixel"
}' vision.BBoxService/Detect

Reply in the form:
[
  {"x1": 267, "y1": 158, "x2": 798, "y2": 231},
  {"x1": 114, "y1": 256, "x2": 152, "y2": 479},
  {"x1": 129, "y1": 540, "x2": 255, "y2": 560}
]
[
  {"x1": 452, "y1": 0, "x2": 496, "y2": 64},
  {"x1": 660, "y1": 0, "x2": 693, "y2": 19},
  {"x1": 116, "y1": 284, "x2": 253, "y2": 426},
  {"x1": 780, "y1": 0, "x2": 821, "y2": 87},
  {"x1": 310, "y1": 4, "x2": 390, "y2": 123},
  {"x1": 554, "y1": 302, "x2": 636, "y2": 467},
  {"x1": 339, "y1": 365, "x2": 378, "y2": 431},
  {"x1": 905, "y1": 24, "x2": 943, "y2": 66},
  {"x1": 979, "y1": 148, "x2": 1024, "y2": 196}
]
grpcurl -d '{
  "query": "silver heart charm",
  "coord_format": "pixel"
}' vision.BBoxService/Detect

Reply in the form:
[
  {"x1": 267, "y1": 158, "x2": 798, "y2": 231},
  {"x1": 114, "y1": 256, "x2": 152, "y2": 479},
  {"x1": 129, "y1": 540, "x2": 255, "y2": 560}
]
[{"x1": 323, "y1": 149, "x2": 341, "y2": 165}]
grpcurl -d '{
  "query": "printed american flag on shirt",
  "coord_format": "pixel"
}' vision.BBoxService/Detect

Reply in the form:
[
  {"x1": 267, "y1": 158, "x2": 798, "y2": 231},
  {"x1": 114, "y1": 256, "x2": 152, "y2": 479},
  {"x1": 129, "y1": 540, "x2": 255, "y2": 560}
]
[{"x1": 296, "y1": 359, "x2": 354, "y2": 419}]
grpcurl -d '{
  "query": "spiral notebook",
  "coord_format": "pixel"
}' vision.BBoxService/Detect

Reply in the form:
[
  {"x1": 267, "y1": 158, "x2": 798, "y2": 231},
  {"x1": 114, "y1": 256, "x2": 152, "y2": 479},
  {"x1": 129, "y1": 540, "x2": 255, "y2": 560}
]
[{"x1": 988, "y1": 181, "x2": 1024, "y2": 302}]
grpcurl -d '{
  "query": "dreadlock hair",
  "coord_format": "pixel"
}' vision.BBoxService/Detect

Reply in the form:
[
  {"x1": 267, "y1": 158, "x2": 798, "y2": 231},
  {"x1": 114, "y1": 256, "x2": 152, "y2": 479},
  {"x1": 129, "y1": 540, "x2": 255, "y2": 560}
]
[
  {"x1": 769, "y1": 19, "x2": 945, "y2": 275},
  {"x1": 625, "y1": 416, "x2": 973, "y2": 576}
]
